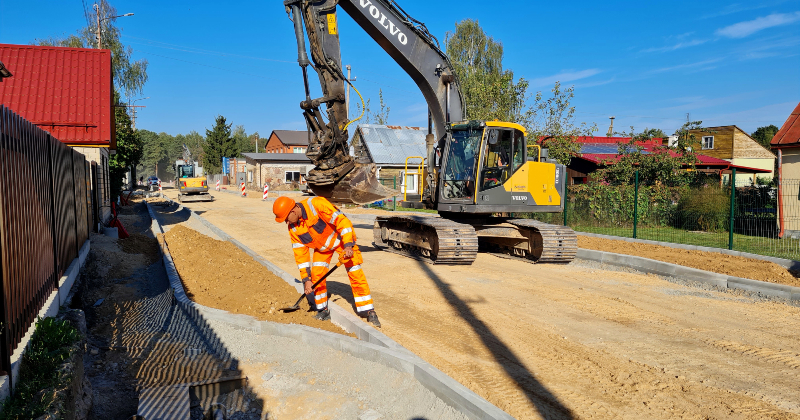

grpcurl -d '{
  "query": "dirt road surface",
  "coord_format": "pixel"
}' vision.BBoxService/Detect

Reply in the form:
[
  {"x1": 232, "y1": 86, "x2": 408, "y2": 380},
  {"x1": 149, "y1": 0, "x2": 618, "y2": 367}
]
[{"x1": 164, "y1": 188, "x2": 800, "y2": 420}]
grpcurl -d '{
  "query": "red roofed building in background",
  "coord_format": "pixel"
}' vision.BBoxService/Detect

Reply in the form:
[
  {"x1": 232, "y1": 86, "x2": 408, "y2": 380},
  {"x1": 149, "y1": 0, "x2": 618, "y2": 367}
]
[
  {"x1": 564, "y1": 136, "x2": 771, "y2": 185},
  {"x1": 770, "y1": 102, "x2": 800, "y2": 237},
  {"x1": 0, "y1": 43, "x2": 115, "y2": 221}
]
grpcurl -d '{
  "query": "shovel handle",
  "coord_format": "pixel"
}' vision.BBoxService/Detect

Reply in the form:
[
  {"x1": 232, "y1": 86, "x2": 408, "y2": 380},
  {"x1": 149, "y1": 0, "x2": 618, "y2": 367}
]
[{"x1": 291, "y1": 260, "x2": 343, "y2": 308}]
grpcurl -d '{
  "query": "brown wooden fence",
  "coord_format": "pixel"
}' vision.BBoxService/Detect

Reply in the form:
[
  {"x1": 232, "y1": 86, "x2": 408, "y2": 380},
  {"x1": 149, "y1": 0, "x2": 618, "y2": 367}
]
[{"x1": 0, "y1": 106, "x2": 93, "y2": 376}]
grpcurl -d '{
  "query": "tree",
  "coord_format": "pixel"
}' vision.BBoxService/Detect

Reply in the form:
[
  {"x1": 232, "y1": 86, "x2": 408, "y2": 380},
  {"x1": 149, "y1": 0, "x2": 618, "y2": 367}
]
[
  {"x1": 371, "y1": 89, "x2": 390, "y2": 125},
  {"x1": 232, "y1": 125, "x2": 250, "y2": 156},
  {"x1": 203, "y1": 116, "x2": 236, "y2": 174},
  {"x1": 528, "y1": 82, "x2": 597, "y2": 165},
  {"x1": 751, "y1": 124, "x2": 779, "y2": 149},
  {"x1": 34, "y1": 0, "x2": 148, "y2": 101},
  {"x1": 446, "y1": 19, "x2": 528, "y2": 122},
  {"x1": 109, "y1": 93, "x2": 142, "y2": 198}
]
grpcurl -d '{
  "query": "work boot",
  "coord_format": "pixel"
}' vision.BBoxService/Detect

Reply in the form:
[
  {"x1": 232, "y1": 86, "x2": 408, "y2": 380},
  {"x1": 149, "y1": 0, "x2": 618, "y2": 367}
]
[
  {"x1": 313, "y1": 308, "x2": 330, "y2": 321},
  {"x1": 366, "y1": 310, "x2": 381, "y2": 328}
]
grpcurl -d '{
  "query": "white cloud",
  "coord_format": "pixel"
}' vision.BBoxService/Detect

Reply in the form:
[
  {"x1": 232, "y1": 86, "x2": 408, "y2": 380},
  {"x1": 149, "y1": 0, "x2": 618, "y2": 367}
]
[
  {"x1": 716, "y1": 12, "x2": 800, "y2": 38},
  {"x1": 529, "y1": 69, "x2": 601, "y2": 88},
  {"x1": 641, "y1": 39, "x2": 708, "y2": 53},
  {"x1": 650, "y1": 58, "x2": 723, "y2": 74}
]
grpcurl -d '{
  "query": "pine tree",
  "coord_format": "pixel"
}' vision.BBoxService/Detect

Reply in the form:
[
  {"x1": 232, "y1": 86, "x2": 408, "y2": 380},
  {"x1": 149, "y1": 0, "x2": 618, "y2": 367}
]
[{"x1": 203, "y1": 115, "x2": 236, "y2": 174}]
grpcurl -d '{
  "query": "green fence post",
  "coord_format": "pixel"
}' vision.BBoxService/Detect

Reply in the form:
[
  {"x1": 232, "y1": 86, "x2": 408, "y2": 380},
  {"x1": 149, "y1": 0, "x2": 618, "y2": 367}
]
[
  {"x1": 393, "y1": 176, "x2": 397, "y2": 212},
  {"x1": 633, "y1": 170, "x2": 639, "y2": 239},
  {"x1": 728, "y1": 168, "x2": 736, "y2": 250},
  {"x1": 563, "y1": 181, "x2": 568, "y2": 226}
]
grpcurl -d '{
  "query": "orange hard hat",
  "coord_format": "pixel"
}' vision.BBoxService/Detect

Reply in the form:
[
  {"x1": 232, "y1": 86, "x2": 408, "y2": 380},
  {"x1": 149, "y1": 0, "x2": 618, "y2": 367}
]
[{"x1": 273, "y1": 196, "x2": 297, "y2": 223}]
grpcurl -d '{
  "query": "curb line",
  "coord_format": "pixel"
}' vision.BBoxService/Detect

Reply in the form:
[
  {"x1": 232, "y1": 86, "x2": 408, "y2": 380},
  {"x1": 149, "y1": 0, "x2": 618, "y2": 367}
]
[
  {"x1": 576, "y1": 231, "x2": 800, "y2": 271},
  {"x1": 576, "y1": 248, "x2": 800, "y2": 301},
  {"x1": 145, "y1": 200, "x2": 514, "y2": 420}
]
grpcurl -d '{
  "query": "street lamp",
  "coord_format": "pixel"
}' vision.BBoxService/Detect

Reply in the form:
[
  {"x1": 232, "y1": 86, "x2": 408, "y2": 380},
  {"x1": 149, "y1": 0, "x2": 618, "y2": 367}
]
[
  {"x1": 130, "y1": 97, "x2": 149, "y2": 130},
  {"x1": 94, "y1": 3, "x2": 134, "y2": 49}
]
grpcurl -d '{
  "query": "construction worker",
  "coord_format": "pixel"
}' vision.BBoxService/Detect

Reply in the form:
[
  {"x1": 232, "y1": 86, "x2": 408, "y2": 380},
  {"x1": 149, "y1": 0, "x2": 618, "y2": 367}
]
[{"x1": 273, "y1": 195, "x2": 381, "y2": 327}]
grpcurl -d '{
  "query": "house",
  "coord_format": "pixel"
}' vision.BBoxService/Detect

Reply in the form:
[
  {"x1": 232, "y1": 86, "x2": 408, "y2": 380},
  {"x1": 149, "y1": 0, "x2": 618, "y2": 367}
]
[
  {"x1": 769, "y1": 101, "x2": 800, "y2": 237},
  {"x1": 264, "y1": 130, "x2": 309, "y2": 154},
  {"x1": 241, "y1": 153, "x2": 314, "y2": 189},
  {"x1": 351, "y1": 124, "x2": 427, "y2": 197},
  {"x1": 0, "y1": 43, "x2": 115, "y2": 222},
  {"x1": 567, "y1": 136, "x2": 771, "y2": 185},
  {"x1": 688, "y1": 125, "x2": 775, "y2": 182}
]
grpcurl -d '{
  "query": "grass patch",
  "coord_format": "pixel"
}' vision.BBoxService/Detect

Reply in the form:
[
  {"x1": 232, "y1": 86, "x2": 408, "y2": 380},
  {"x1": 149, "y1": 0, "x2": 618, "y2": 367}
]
[{"x1": 0, "y1": 317, "x2": 81, "y2": 420}]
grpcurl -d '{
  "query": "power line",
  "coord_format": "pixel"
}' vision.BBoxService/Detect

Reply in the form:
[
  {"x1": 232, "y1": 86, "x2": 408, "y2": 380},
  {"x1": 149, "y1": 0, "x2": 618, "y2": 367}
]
[
  {"x1": 122, "y1": 35, "x2": 295, "y2": 64},
  {"x1": 132, "y1": 49, "x2": 296, "y2": 82}
]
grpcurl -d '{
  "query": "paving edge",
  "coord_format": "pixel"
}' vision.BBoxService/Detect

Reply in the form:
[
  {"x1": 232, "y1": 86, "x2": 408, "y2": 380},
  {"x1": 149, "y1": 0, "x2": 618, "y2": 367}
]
[
  {"x1": 576, "y1": 248, "x2": 800, "y2": 301},
  {"x1": 145, "y1": 201, "x2": 514, "y2": 420},
  {"x1": 576, "y1": 231, "x2": 800, "y2": 271}
]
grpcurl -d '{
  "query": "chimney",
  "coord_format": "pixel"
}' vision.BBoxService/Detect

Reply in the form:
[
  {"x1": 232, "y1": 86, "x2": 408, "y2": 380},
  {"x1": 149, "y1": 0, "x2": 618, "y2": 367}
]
[{"x1": 607, "y1": 116, "x2": 615, "y2": 137}]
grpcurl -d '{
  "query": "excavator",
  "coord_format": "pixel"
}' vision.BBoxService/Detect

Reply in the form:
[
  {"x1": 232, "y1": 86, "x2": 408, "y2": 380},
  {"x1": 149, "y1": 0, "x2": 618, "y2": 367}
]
[
  {"x1": 175, "y1": 144, "x2": 213, "y2": 203},
  {"x1": 284, "y1": 0, "x2": 577, "y2": 265}
]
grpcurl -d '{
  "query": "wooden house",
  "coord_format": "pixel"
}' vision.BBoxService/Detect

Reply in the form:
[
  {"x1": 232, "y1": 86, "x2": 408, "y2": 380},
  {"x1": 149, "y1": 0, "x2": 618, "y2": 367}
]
[
  {"x1": 688, "y1": 125, "x2": 775, "y2": 183},
  {"x1": 769, "y1": 102, "x2": 800, "y2": 237}
]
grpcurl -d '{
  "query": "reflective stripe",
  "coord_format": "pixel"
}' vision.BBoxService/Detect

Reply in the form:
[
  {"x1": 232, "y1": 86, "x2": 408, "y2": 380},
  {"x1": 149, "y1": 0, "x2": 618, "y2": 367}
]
[
  {"x1": 315, "y1": 292, "x2": 327, "y2": 300},
  {"x1": 291, "y1": 226, "x2": 298, "y2": 232},
  {"x1": 329, "y1": 210, "x2": 342, "y2": 223},
  {"x1": 312, "y1": 262, "x2": 329, "y2": 267},
  {"x1": 324, "y1": 232, "x2": 336, "y2": 249},
  {"x1": 292, "y1": 243, "x2": 304, "y2": 248},
  {"x1": 356, "y1": 303, "x2": 374, "y2": 312},
  {"x1": 298, "y1": 262, "x2": 310, "y2": 269},
  {"x1": 306, "y1": 198, "x2": 318, "y2": 216},
  {"x1": 331, "y1": 238, "x2": 341, "y2": 249},
  {"x1": 340, "y1": 227, "x2": 352, "y2": 235},
  {"x1": 317, "y1": 301, "x2": 328, "y2": 310},
  {"x1": 353, "y1": 295, "x2": 372, "y2": 303},
  {"x1": 348, "y1": 264, "x2": 362, "y2": 272}
]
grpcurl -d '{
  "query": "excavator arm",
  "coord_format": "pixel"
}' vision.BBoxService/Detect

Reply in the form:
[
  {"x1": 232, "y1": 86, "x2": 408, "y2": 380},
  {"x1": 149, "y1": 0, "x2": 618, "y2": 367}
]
[{"x1": 284, "y1": 0, "x2": 463, "y2": 204}]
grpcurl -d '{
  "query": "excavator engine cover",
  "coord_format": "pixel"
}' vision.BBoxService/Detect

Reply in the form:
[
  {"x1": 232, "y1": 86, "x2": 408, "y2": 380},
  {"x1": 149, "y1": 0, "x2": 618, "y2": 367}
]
[{"x1": 308, "y1": 164, "x2": 399, "y2": 205}]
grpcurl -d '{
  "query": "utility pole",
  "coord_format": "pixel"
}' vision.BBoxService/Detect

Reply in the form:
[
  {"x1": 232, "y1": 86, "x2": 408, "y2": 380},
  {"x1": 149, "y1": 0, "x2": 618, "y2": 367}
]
[
  {"x1": 345, "y1": 65, "x2": 357, "y2": 122},
  {"x1": 607, "y1": 116, "x2": 615, "y2": 137},
  {"x1": 95, "y1": 4, "x2": 102, "y2": 48}
]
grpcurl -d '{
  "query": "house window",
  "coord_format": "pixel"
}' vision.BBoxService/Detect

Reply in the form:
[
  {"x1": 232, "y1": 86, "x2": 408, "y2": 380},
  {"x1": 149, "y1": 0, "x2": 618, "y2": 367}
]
[
  {"x1": 293, "y1": 147, "x2": 305, "y2": 153},
  {"x1": 248, "y1": 171, "x2": 253, "y2": 182},
  {"x1": 400, "y1": 171, "x2": 418, "y2": 194},
  {"x1": 285, "y1": 171, "x2": 301, "y2": 182},
  {"x1": 702, "y1": 136, "x2": 714, "y2": 150}
]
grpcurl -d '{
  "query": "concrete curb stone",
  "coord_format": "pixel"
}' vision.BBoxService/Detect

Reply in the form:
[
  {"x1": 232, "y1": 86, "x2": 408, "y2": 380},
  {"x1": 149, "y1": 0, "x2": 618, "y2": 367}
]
[
  {"x1": 576, "y1": 248, "x2": 800, "y2": 300},
  {"x1": 145, "y1": 200, "x2": 514, "y2": 420}
]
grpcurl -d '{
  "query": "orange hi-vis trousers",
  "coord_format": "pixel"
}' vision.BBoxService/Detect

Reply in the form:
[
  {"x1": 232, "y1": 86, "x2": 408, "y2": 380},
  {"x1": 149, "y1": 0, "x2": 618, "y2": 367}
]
[{"x1": 310, "y1": 244, "x2": 373, "y2": 313}]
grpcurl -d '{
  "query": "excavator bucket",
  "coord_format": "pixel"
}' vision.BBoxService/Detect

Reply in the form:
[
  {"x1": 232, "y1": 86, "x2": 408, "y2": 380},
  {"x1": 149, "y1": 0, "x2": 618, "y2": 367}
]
[{"x1": 308, "y1": 164, "x2": 400, "y2": 205}]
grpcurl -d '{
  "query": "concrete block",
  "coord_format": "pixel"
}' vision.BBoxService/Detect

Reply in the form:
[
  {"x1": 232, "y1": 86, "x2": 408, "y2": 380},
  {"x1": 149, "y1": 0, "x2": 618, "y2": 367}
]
[{"x1": 727, "y1": 277, "x2": 795, "y2": 299}]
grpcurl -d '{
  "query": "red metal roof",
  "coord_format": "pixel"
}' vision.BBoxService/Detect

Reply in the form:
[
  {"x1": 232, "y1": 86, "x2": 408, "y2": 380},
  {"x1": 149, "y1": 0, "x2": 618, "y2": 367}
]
[
  {"x1": 770, "y1": 102, "x2": 800, "y2": 147},
  {"x1": 0, "y1": 43, "x2": 114, "y2": 147},
  {"x1": 578, "y1": 147, "x2": 771, "y2": 173}
]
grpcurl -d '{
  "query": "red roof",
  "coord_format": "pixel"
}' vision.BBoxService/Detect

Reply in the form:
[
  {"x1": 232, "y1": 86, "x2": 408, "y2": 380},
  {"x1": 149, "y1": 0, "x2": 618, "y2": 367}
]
[
  {"x1": 572, "y1": 136, "x2": 663, "y2": 147},
  {"x1": 770, "y1": 102, "x2": 800, "y2": 147},
  {"x1": 0, "y1": 44, "x2": 114, "y2": 147},
  {"x1": 579, "y1": 146, "x2": 771, "y2": 173}
]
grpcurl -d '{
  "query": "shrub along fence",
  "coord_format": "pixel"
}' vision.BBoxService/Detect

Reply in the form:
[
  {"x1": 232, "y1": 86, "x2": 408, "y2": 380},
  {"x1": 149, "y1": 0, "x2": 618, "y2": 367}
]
[
  {"x1": 529, "y1": 169, "x2": 800, "y2": 261},
  {"x1": 0, "y1": 106, "x2": 93, "y2": 383}
]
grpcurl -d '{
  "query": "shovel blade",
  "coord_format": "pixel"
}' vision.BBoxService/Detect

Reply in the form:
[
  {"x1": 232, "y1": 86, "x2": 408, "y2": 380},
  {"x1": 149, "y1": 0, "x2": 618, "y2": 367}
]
[{"x1": 278, "y1": 305, "x2": 300, "y2": 312}]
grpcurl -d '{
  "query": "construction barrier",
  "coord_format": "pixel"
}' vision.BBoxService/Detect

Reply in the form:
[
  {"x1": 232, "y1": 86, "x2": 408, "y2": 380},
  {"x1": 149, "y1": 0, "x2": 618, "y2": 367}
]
[
  {"x1": 240, "y1": 182, "x2": 246, "y2": 197},
  {"x1": 158, "y1": 181, "x2": 162, "y2": 192},
  {"x1": 216, "y1": 180, "x2": 220, "y2": 191},
  {"x1": 262, "y1": 184, "x2": 269, "y2": 201}
]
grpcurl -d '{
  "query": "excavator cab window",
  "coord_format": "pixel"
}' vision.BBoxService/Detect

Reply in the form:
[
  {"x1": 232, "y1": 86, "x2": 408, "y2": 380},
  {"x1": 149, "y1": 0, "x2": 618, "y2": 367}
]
[
  {"x1": 442, "y1": 129, "x2": 481, "y2": 200},
  {"x1": 479, "y1": 128, "x2": 526, "y2": 191}
]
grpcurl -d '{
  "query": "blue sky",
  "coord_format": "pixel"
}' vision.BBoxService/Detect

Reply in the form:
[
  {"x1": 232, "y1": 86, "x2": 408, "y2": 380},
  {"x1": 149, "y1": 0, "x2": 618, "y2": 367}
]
[{"x1": 2, "y1": 0, "x2": 798, "y2": 139}]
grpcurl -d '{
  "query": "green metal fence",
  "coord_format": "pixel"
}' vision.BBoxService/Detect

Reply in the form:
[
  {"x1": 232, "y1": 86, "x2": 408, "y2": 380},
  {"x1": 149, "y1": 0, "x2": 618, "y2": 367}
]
[{"x1": 528, "y1": 170, "x2": 800, "y2": 260}]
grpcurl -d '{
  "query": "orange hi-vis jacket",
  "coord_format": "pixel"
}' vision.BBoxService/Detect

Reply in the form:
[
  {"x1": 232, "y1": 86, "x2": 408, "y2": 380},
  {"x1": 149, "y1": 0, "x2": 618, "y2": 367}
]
[{"x1": 289, "y1": 197, "x2": 356, "y2": 280}]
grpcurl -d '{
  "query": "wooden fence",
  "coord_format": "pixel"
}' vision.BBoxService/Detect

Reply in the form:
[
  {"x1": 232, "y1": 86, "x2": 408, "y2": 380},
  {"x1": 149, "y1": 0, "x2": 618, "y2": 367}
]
[{"x1": 0, "y1": 106, "x2": 94, "y2": 376}]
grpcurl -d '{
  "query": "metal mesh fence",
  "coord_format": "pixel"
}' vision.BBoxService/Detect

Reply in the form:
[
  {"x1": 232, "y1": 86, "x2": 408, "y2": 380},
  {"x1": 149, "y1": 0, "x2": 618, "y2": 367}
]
[
  {"x1": 364, "y1": 177, "x2": 399, "y2": 211},
  {"x1": 527, "y1": 171, "x2": 800, "y2": 261}
]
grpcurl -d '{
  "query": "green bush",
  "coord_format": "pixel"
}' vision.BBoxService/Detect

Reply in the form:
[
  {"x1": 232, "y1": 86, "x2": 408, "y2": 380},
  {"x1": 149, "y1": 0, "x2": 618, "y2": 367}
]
[
  {"x1": 673, "y1": 186, "x2": 730, "y2": 232},
  {"x1": 0, "y1": 317, "x2": 80, "y2": 420}
]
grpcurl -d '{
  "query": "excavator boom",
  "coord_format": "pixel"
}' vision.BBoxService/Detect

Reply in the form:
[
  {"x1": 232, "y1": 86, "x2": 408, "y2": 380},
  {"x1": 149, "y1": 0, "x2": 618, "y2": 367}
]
[{"x1": 284, "y1": 0, "x2": 462, "y2": 204}]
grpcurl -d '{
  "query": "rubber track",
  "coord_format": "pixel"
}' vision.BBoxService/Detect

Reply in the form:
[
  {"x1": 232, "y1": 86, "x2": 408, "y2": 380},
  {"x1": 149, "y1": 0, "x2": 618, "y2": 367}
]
[
  {"x1": 373, "y1": 215, "x2": 478, "y2": 265},
  {"x1": 508, "y1": 219, "x2": 578, "y2": 263}
]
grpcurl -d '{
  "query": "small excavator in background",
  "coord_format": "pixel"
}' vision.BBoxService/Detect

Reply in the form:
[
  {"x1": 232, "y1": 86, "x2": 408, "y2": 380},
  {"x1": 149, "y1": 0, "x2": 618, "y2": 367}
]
[
  {"x1": 284, "y1": 0, "x2": 577, "y2": 265},
  {"x1": 175, "y1": 144, "x2": 213, "y2": 203}
]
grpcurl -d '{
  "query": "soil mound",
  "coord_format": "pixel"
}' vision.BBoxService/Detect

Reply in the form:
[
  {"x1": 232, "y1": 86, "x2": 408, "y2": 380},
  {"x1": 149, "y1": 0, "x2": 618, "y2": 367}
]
[{"x1": 163, "y1": 224, "x2": 351, "y2": 335}]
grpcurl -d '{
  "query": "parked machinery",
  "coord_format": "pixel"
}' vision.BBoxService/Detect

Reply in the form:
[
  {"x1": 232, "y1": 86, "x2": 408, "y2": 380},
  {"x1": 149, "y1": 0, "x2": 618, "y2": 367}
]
[{"x1": 175, "y1": 145, "x2": 213, "y2": 203}]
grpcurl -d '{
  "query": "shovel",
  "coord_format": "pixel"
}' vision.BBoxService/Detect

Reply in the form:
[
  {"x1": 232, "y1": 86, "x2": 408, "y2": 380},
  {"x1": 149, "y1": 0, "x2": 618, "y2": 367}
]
[{"x1": 279, "y1": 261, "x2": 343, "y2": 312}]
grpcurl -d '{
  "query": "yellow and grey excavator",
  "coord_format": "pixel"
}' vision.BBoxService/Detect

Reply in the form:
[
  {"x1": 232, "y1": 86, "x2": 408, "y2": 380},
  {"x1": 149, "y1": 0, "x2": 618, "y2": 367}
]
[
  {"x1": 175, "y1": 144, "x2": 213, "y2": 203},
  {"x1": 284, "y1": 0, "x2": 577, "y2": 264}
]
